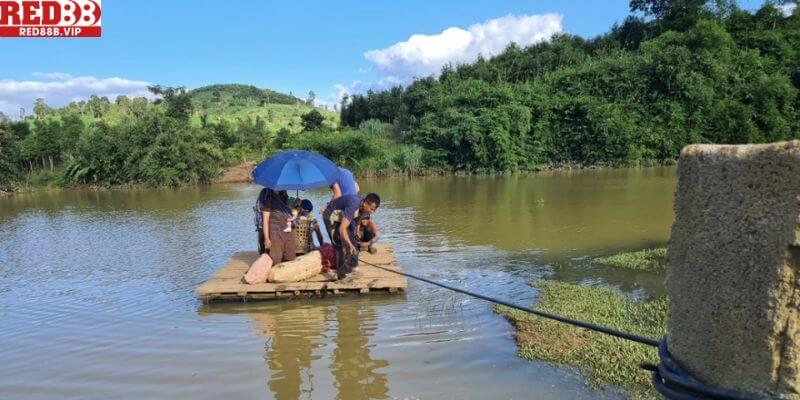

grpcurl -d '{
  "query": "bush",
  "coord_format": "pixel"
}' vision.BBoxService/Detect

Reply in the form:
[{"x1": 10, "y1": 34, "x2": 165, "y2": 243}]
[
  {"x1": 289, "y1": 129, "x2": 388, "y2": 173},
  {"x1": 392, "y1": 144, "x2": 424, "y2": 174},
  {"x1": 0, "y1": 128, "x2": 21, "y2": 191}
]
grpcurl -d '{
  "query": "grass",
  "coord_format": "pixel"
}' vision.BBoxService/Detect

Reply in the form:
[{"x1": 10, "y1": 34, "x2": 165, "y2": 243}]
[
  {"x1": 192, "y1": 103, "x2": 339, "y2": 132},
  {"x1": 596, "y1": 248, "x2": 668, "y2": 272},
  {"x1": 495, "y1": 281, "x2": 667, "y2": 399}
]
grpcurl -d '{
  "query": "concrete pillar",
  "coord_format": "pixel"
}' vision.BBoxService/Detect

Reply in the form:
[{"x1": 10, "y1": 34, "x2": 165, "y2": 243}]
[{"x1": 667, "y1": 141, "x2": 800, "y2": 398}]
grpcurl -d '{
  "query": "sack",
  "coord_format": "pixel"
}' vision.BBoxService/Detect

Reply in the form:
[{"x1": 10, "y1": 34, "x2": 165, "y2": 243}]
[
  {"x1": 268, "y1": 251, "x2": 323, "y2": 283},
  {"x1": 244, "y1": 253, "x2": 273, "y2": 284},
  {"x1": 319, "y1": 243, "x2": 336, "y2": 272}
]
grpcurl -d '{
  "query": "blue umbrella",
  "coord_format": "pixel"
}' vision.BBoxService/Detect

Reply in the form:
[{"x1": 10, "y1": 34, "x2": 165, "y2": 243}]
[{"x1": 252, "y1": 150, "x2": 339, "y2": 190}]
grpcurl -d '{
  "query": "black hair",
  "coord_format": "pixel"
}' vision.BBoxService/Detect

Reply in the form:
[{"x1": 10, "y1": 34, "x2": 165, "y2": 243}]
[{"x1": 364, "y1": 193, "x2": 381, "y2": 207}]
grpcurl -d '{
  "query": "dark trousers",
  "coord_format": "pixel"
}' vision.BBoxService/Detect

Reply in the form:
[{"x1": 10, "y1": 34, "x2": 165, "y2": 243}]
[
  {"x1": 332, "y1": 223, "x2": 359, "y2": 278},
  {"x1": 322, "y1": 207, "x2": 334, "y2": 243},
  {"x1": 269, "y1": 230, "x2": 297, "y2": 265},
  {"x1": 360, "y1": 226, "x2": 376, "y2": 243}
]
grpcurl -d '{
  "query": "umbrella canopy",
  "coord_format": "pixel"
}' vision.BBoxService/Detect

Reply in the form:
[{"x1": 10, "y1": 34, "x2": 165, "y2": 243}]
[{"x1": 252, "y1": 150, "x2": 339, "y2": 190}]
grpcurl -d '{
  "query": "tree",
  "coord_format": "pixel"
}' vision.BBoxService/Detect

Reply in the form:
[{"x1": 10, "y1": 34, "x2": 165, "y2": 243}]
[
  {"x1": 148, "y1": 85, "x2": 193, "y2": 121},
  {"x1": 33, "y1": 98, "x2": 53, "y2": 119},
  {"x1": 59, "y1": 113, "x2": 85, "y2": 158},
  {"x1": 273, "y1": 127, "x2": 294, "y2": 149},
  {"x1": 32, "y1": 118, "x2": 62, "y2": 171},
  {"x1": 0, "y1": 127, "x2": 21, "y2": 190},
  {"x1": 87, "y1": 95, "x2": 111, "y2": 118},
  {"x1": 300, "y1": 109, "x2": 325, "y2": 131},
  {"x1": 306, "y1": 90, "x2": 316, "y2": 106}
]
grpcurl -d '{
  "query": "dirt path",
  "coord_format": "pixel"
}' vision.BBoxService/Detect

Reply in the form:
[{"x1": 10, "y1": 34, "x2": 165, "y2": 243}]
[{"x1": 214, "y1": 162, "x2": 255, "y2": 184}]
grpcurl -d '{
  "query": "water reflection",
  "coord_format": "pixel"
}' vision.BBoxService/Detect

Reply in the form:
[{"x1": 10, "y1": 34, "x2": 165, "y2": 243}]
[
  {"x1": 331, "y1": 304, "x2": 388, "y2": 400},
  {"x1": 364, "y1": 167, "x2": 676, "y2": 254},
  {"x1": 200, "y1": 298, "x2": 391, "y2": 400}
]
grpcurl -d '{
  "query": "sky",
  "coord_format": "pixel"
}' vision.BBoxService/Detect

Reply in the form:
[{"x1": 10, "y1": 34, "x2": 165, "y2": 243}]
[{"x1": 0, "y1": 0, "x2": 789, "y2": 116}]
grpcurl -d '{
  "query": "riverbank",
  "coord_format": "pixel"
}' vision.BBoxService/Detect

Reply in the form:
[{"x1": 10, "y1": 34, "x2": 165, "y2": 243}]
[{"x1": 1, "y1": 160, "x2": 677, "y2": 194}]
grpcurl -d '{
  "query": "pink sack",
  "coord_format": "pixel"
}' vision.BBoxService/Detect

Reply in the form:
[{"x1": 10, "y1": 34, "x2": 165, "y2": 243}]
[{"x1": 244, "y1": 253, "x2": 273, "y2": 284}]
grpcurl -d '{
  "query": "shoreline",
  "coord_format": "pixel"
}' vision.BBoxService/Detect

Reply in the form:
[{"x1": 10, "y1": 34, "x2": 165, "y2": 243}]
[{"x1": 1, "y1": 160, "x2": 677, "y2": 196}]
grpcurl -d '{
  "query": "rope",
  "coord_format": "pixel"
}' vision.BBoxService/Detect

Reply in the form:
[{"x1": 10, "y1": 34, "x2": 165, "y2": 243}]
[
  {"x1": 358, "y1": 259, "x2": 659, "y2": 346},
  {"x1": 641, "y1": 339, "x2": 769, "y2": 400},
  {"x1": 357, "y1": 258, "x2": 770, "y2": 400}
]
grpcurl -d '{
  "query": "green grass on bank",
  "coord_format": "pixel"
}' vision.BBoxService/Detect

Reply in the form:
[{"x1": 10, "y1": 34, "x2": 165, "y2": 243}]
[
  {"x1": 596, "y1": 248, "x2": 668, "y2": 272},
  {"x1": 495, "y1": 281, "x2": 667, "y2": 399}
]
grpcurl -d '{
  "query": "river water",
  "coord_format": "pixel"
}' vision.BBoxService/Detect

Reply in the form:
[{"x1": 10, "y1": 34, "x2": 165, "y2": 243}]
[{"x1": 0, "y1": 167, "x2": 676, "y2": 399}]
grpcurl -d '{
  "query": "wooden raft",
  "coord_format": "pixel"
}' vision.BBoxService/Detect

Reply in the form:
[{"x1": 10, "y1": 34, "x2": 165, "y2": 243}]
[{"x1": 196, "y1": 243, "x2": 407, "y2": 302}]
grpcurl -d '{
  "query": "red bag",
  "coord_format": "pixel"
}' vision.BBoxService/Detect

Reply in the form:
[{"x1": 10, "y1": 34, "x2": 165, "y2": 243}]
[{"x1": 319, "y1": 243, "x2": 337, "y2": 272}]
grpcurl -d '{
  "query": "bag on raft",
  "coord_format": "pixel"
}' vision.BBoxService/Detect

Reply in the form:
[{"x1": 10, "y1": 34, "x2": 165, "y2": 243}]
[
  {"x1": 268, "y1": 250, "x2": 323, "y2": 283},
  {"x1": 244, "y1": 253, "x2": 273, "y2": 284},
  {"x1": 319, "y1": 243, "x2": 336, "y2": 272}
]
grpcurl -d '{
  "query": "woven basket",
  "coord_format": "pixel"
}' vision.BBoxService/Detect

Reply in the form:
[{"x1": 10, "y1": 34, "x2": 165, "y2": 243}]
[{"x1": 293, "y1": 219, "x2": 313, "y2": 254}]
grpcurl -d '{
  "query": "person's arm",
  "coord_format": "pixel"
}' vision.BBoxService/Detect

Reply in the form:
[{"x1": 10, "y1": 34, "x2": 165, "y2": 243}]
[
  {"x1": 331, "y1": 183, "x2": 342, "y2": 200},
  {"x1": 355, "y1": 182, "x2": 360, "y2": 193},
  {"x1": 371, "y1": 221, "x2": 380, "y2": 243},
  {"x1": 262, "y1": 211, "x2": 271, "y2": 249},
  {"x1": 339, "y1": 218, "x2": 356, "y2": 254}
]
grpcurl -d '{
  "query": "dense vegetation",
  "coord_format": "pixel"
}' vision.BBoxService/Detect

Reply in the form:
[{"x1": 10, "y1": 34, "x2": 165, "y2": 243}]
[
  {"x1": 0, "y1": 85, "x2": 338, "y2": 190},
  {"x1": 1, "y1": 1, "x2": 798, "y2": 191},
  {"x1": 341, "y1": 1, "x2": 800, "y2": 171},
  {"x1": 597, "y1": 247, "x2": 668, "y2": 271},
  {"x1": 497, "y1": 281, "x2": 668, "y2": 399}
]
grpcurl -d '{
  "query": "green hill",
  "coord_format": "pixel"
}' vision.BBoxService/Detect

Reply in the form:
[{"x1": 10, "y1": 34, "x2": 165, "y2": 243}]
[
  {"x1": 190, "y1": 83, "x2": 299, "y2": 109},
  {"x1": 189, "y1": 84, "x2": 337, "y2": 131}
]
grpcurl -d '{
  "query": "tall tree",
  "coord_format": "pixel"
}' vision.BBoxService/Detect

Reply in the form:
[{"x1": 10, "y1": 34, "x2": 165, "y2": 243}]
[{"x1": 148, "y1": 85, "x2": 193, "y2": 121}]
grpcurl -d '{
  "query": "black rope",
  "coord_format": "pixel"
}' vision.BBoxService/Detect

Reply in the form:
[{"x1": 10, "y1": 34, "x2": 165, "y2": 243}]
[
  {"x1": 358, "y1": 258, "x2": 772, "y2": 400},
  {"x1": 641, "y1": 339, "x2": 769, "y2": 400},
  {"x1": 358, "y1": 259, "x2": 659, "y2": 346}
]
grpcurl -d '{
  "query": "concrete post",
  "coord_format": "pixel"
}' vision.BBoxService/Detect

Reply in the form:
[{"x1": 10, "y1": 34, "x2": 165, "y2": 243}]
[{"x1": 667, "y1": 141, "x2": 800, "y2": 398}]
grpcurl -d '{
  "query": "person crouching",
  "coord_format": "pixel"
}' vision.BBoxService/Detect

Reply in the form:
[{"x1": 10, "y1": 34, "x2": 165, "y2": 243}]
[{"x1": 324, "y1": 193, "x2": 381, "y2": 280}]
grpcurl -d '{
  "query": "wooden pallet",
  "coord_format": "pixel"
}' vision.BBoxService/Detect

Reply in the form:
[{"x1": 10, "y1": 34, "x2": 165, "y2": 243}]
[{"x1": 196, "y1": 243, "x2": 407, "y2": 302}]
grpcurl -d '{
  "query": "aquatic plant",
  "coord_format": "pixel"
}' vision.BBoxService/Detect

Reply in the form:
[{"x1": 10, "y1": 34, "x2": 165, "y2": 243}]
[
  {"x1": 496, "y1": 281, "x2": 667, "y2": 399},
  {"x1": 597, "y1": 248, "x2": 668, "y2": 272}
]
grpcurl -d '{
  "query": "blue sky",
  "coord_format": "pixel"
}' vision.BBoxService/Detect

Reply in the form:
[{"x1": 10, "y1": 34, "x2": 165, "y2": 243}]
[{"x1": 0, "y1": 0, "x2": 779, "y2": 115}]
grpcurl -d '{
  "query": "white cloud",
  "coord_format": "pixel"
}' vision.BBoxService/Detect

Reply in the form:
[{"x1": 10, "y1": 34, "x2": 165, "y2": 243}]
[
  {"x1": 30, "y1": 72, "x2": 74, "y2": 80},
  {"x1": 778, "y1": 3, "x2": 797, "y2": 17},
  {"x1": 0, "y1": 73, "x2": 155, "y2": 117},
  {"x1": 364, "y1": 13, "x2": 563, "y2": 85},
  {"x1": 315, "y1": 81, "x2": 362, "y2": 109}
]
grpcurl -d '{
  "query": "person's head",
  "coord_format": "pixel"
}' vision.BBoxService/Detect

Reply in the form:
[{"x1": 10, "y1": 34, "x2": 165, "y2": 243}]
[
  {"x1": 277, "y1": 190, "x2": 288, "y2": 203},
  {"x1": 299, "y1": 199, "x2": 313, "y2": 214},
  {"x1": 360, "y1": 193, "x2": 381, "y2": 215},
  {"x1": 360, "y1": 215, "x2": 371, "y2": 226}
]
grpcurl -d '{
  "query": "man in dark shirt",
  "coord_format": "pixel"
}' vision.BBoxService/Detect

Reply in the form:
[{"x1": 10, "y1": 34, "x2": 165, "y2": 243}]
[
  {"x1": 255, "y1": 189, "x2": 296, "y2": 264},
  {"x1": 324, "y1": 192, "x2": 381, "y2": 279}
]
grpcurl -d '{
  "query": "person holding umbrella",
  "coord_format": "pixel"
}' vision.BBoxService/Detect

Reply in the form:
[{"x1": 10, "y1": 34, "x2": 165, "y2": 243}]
[
  {"x1": 251, "y1": 150, "x2": 342, "y2": 264},
  {"x1": 257, "y1": 188, "x2": 296, "y2": 264}
]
